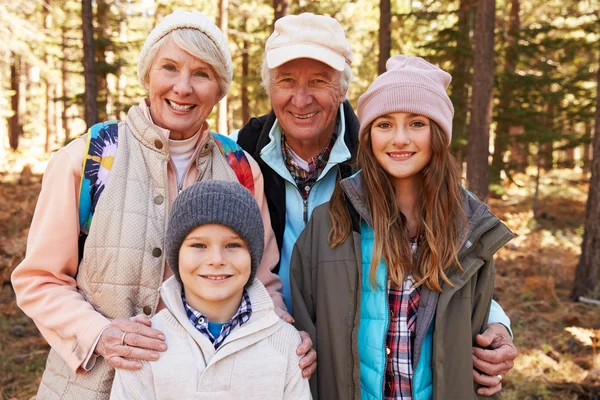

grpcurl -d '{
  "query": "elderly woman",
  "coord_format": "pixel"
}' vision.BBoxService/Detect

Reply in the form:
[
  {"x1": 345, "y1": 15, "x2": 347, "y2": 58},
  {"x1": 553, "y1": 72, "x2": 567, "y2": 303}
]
[{"x1": 12, "y1": 10, "x2": 314, "y2": 399}]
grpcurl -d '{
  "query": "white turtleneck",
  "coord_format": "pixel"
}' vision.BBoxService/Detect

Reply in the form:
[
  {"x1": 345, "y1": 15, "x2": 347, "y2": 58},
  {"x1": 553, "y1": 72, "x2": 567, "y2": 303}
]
[{"x1": 169, "y1": 132, "x2": 201, "y2": 185}]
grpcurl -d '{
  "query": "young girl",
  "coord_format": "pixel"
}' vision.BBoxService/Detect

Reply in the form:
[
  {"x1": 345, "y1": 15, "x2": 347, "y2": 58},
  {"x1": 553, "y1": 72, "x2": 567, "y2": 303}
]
[
  {"x1": 290, "y1": 55, "x2": 514, "y2": 400},
  {"x1": 111, "y1": 181, "x2": 311, "y2": 399}
]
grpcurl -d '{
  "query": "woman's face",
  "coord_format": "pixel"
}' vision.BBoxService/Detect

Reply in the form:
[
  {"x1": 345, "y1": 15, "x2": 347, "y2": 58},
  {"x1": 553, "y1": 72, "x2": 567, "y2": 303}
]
[
  {"x1": 147, "y1": 39, "x2": 220, "y2": 140},
  {"x1": 370, "y1": 112, "x2": 433, "y2": 185}
]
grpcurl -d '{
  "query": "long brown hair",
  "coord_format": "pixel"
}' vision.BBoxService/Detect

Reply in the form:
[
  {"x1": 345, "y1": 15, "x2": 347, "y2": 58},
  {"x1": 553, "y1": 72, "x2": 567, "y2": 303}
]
[{"x1": 329, "y1": 121, "x2": 466, "y2": 292}]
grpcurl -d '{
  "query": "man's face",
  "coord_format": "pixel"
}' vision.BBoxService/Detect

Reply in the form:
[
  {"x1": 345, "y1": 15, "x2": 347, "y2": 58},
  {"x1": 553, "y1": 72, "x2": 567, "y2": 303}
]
[{"x1": 269, "y1": 58, "x2": 346, "y2": 159}]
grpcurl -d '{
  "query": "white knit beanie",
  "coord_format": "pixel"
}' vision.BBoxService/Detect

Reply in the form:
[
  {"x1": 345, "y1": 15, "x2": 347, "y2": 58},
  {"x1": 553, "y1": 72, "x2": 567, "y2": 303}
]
[
  {"x1": 357, "y1": 55, "x2": 454, "y2": 144},
  {"x1": 137, "y1": 9, "x2": 232, "y2": 97}
]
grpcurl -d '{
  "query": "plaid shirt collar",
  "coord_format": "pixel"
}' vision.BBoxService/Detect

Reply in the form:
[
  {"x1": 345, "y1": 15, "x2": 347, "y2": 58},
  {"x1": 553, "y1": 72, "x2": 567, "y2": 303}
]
[
  {"x1": 281, "y1": 117, "x2": 340, "y2": 197},
  {"x1": 182, "y1": 290, "x2": 252, "y2": 349}
]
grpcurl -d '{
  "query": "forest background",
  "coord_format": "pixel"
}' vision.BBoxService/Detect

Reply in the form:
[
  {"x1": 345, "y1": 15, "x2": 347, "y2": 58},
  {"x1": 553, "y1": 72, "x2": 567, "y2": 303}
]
[{"x1": 1, "y1": 0, "x2": 600, "y2": 399}]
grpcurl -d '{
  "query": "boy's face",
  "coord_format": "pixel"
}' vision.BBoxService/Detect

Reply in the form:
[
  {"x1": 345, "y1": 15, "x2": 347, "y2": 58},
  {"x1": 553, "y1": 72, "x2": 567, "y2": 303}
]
[{"x1": 178, "y1": 224, "x2": 251, "y2": 321}]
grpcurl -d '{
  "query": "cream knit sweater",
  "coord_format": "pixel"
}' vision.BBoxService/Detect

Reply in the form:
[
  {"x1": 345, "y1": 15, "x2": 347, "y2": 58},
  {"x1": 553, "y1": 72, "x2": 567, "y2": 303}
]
[{"x1": 110, "y1": 277, "x2": 311, "y2": 399}]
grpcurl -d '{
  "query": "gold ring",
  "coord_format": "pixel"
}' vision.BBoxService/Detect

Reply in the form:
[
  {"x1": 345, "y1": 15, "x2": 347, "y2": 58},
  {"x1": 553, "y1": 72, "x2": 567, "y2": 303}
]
[
  {"x1": 120, "y1": 332, "x2": 128, "y2": 346},
  {"x1": 497, "y1": 374, "x2": 503, "y2": 382}
]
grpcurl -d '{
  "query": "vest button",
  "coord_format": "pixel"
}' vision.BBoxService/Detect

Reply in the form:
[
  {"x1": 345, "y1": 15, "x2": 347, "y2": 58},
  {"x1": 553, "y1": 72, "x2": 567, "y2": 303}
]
[
  {"x1": 154, "y1": 139, "x2": 163, "y2": 149},
  {"x1": 152, "y1": 247, "x2": 162, "y2": 258},
  {"x1": 386, "y1": 347, "x2": 391, "y2": 355},
  {"x1": 154, "y1": 195, "x2": 164, "y2": 205},
  {"x1": 143, "y1": 306, "x2": 152, "y2": 315}
]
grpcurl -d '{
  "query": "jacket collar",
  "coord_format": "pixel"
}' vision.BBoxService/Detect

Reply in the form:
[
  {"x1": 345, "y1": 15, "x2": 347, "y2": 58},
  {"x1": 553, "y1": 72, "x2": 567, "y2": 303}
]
[
  {"x1": 159, "y1": 276, "x2": 280, "y2": 364},
  {"x1": 126, "y1": 100, "x2": 211, "y2": 155}
]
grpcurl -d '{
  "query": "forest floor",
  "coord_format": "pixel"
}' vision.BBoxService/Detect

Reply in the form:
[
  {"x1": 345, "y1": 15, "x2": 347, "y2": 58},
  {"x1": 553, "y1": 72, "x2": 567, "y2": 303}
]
[{"x1": 0, "y1": 148, "x2": 599, "y2": 399}]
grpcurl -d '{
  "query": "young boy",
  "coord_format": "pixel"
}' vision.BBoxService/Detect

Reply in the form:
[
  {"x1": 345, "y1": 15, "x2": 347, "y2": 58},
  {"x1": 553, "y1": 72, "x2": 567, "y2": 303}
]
[{"x1": 111, "y1": 181, "x2": 311, "y2": 399}]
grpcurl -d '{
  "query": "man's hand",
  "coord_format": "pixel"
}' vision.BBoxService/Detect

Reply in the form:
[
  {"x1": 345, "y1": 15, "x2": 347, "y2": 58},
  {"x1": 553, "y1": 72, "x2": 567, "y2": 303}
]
[
  {"x1": 96, "y1": 314, "x2": 167, "y2": 370},
  {"x1": 472, "y1": 323, "x2": 518, "y2": 396},
  {"x1": 296, "y1": 331, "x2": 317, "y2": 378},
  {"x1": 275, "y1": 309, "x2": 316, "y2": 378}
]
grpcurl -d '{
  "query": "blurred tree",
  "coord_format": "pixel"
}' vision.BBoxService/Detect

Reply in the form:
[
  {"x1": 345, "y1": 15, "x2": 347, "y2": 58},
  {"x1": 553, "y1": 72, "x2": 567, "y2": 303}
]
[
  {"x1": 449, "y1": 0, "x2": 474, "y2": 164},
  {"x1": 217, "y1": 0, "x2": 229, "y2": 133},
  {"x1": 8, "y1": 52, "x2": 22, "y2": 150},
  {"x1": 82, "y1": 0, "x2": 97, "y2": 128},
  {"x1": 43, "y1": 0, "x2": 57, "y2": 153},
  {"x1": 490, "y1": 0, "x2": 520, "y2": 185},
  {"x1": 572, "y1": 46, "x2": 600, "y2": 300},
  {"x1": 273, "y1": 0, "x2": 290, "y2": 25},
  {"x1": 378, "y1": 0, "x2": 391, "y2": 75},
  {"x1": 466, "y1": 0, "x2": 496, "y2": 198}
]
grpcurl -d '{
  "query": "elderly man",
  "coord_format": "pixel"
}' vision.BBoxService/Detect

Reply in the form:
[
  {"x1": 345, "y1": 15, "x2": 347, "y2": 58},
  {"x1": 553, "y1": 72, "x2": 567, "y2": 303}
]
[{"x1": 234, "y1": 13, "x2": 517, "y2": 396}]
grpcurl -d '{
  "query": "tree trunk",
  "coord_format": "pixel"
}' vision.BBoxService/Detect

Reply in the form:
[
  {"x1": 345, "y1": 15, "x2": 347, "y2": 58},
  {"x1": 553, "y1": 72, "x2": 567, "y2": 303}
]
[
  {"x1": 583, "y1": 121, "x2": 592, "y2": 175},
  {"x1": 62, "y1": 22, "x2": 71, "y2": 141},
  {"x1": 8, "y1": 52, "x2": 22, "y2": 150},
  {"x1": 466, "y1": 0, "x2": 496, "y2": 199},
  {"x1": 241, "y1": 19, "x2": 250, "y2": 126},
  {"x1": 572, "y1": 49, "x2": 600, "y2": 300},
  {"x1": 490, "y1": 0, "x2": 520, "y2": 184},
  {"x1": 273, "y1": 0, "x2": 290, "y2": 26},
  {"x1": 95, "y1": 0, "x2": 109, "y2": 122},
  {"x1": 82, "y1": 0, "x2": 98, "y2": 129},
  {"x1": 378, "y1": 0, "x2": 391, "y2": 75},
  {"x1": 217, "y1": 0, "x2": 229, "y2": 134},
  {"x1": 450, "y1": 0, "x2": 475, "y2": 164},
  {"x1": 44, "y1": 0, "x2": 56, "y2": 153}
]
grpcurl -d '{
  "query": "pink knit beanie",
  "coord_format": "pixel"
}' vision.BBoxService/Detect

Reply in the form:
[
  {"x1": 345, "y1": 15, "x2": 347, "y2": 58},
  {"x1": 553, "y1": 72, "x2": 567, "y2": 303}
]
[{"x1": 357, "y1": 55, "x2": 454, "y2": 144}]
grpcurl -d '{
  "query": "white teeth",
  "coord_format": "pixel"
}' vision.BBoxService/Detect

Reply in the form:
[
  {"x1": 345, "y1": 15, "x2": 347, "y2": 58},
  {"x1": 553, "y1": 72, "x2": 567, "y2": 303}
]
[
  {"x1": 291, "y1": 111, "x2": 317, "y2": 119},
  {"x1": 204, "y1": 275, "x2": 229, "y2": 281},
  {"x1": 167, "y1": 100, "x2": 194, "y2": 111}
]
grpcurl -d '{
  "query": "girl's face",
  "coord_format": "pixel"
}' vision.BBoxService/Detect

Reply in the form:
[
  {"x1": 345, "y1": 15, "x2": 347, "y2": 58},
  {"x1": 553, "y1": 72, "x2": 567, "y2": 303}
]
[{"x1": 370, "y1": 112, "x2": 433, "y2": 185}]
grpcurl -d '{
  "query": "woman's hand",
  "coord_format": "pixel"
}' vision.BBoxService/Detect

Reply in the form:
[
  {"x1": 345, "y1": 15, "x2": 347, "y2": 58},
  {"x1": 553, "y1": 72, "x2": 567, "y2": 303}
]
[{"x1": 95, "y1": 314, "x2": 167, "y2": 370}]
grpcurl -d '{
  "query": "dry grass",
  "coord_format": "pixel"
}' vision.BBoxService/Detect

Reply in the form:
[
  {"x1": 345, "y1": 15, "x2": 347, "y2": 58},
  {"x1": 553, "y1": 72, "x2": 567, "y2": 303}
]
[{"x1": 0, "y1": 151, "x2": 598, "y2": 399}]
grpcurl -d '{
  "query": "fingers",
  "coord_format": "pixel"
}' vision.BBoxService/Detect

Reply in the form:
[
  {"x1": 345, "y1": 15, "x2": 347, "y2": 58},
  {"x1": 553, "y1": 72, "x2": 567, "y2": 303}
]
[
  {"x1": 472, "y1": 350, "x2": 514, "y2": 376},
  {"x1": 129, "y1": 314, "x2": 152, "y2": 327},
  {"x1": 473, "y1": 369, "x2": 502, "y2": 396},
  {"x1": 278, "y1": 311, "x2": 295, "y2": 324},
  {"x1": 300, "y1": 349, "x2": 317, "y2": 378},
  {"x1": 96, "y1": 318, "x2": 167, "y2": 368},
  {"x1": 296, "y1": 331, "x2": 313, "y2": 356},
  {"x1": 476, "y1": 323, "x2": 511, "y2": 348}
]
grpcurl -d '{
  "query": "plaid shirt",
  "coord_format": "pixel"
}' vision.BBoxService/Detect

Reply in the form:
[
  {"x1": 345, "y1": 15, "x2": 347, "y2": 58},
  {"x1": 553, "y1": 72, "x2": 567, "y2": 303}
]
[
  {"x1": 384, "y1": 241, "x2": 421, "y2": 399},
  {"x1": 281, "y1": 121, "x2": 339, "y2": 221},
  {"x1": 183, "y1": 290, "x2": 252, "y2": 349}
]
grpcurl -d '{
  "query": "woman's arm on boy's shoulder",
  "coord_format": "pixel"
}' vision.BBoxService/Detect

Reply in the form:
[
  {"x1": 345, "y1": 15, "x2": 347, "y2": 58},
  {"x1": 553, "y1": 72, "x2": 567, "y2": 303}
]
[
  {"x1": 282, "y1": 323, "x2": 313, "y2": 400},
  {"x1": 110, "y1": 362, "x2": 156, "y2": 400}
]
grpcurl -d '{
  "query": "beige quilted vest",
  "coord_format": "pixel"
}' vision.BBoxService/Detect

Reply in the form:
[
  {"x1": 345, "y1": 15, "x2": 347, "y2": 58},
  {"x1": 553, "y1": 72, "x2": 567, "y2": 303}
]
[{"x1": 36, "y1": 106, "x2": 239, "y2": 399}]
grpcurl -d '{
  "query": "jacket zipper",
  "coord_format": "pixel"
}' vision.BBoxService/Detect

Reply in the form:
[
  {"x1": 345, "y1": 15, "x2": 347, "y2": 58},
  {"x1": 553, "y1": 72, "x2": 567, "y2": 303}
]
[
  {"x1": 303, "y1": 198, "x2": 308, "y2": 223},
  {"x1": 350, "y1": 236, "x2": 361, "y2": 399},
  {"x1": 381, "y1": 276, "x2": 391, "y2": 397}
]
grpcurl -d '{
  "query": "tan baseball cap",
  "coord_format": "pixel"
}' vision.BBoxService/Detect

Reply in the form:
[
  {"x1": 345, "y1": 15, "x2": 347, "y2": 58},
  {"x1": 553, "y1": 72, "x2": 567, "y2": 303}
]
[{"x1": 265, "y1": 13, "x2": 353, "y2": 71}]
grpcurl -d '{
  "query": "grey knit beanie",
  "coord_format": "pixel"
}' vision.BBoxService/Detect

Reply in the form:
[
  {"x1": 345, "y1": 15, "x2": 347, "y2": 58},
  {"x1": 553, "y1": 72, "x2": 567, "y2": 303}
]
[
  {"x1": 357, "y1": 55, "x2": 454, "y2": 145},
  {"x1": 166, "y1": 181, "x2": 264, "y2": 289}
]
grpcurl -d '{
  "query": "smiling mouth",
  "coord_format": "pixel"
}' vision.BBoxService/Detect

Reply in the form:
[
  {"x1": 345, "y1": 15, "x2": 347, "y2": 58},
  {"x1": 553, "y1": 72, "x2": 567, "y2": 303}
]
[
  {"x1": 290, "y1": 111, "x2": 318, "y2": 120},
  {"x1": 166, "y1": 99, "x2": 196, "y2": 112},
  {"x1": 388, "y1": 151, "x2": 416, "y2": 160},
  {"x1": 200, "y1": 275, "x2": 232, "y2": 281}
]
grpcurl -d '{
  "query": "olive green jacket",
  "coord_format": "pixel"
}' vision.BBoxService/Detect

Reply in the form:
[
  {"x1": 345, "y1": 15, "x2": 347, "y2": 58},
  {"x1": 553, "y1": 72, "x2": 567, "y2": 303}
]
[{"x1": 291, "y1": 172, "x2": 514, "y2": 400}]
